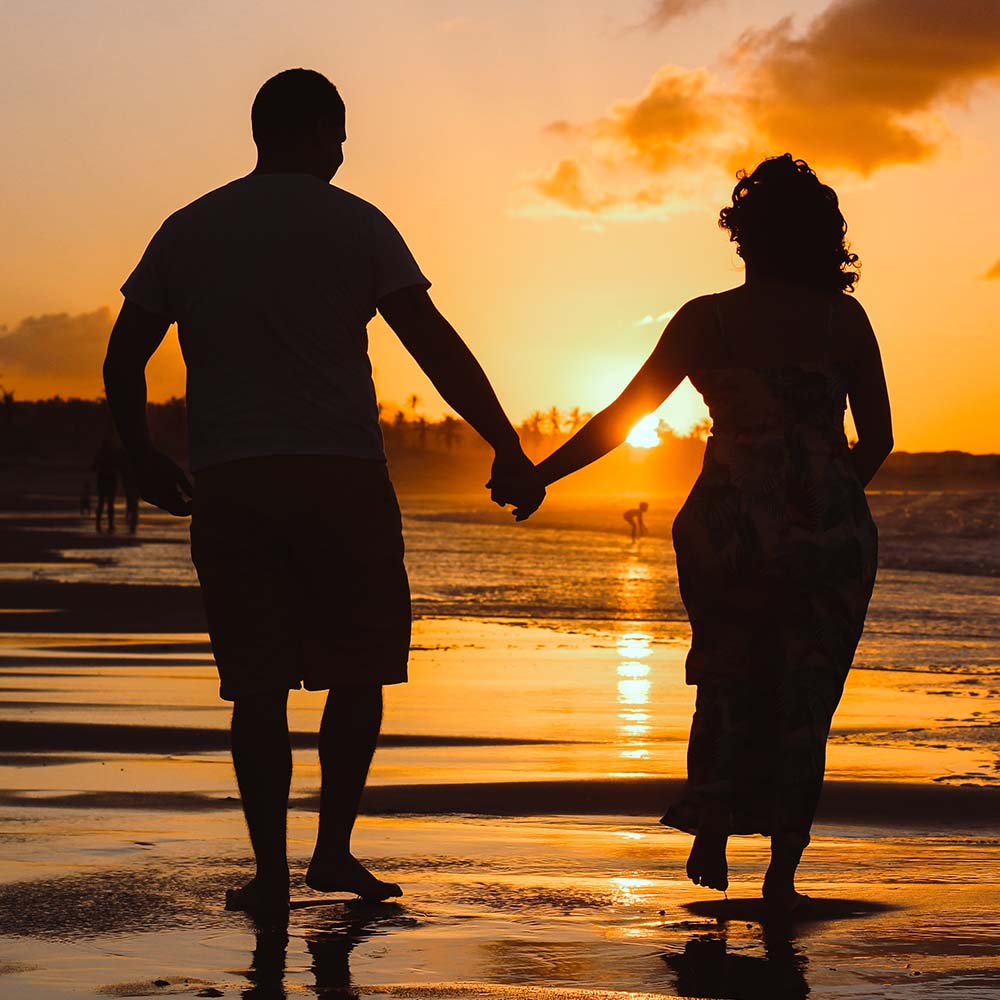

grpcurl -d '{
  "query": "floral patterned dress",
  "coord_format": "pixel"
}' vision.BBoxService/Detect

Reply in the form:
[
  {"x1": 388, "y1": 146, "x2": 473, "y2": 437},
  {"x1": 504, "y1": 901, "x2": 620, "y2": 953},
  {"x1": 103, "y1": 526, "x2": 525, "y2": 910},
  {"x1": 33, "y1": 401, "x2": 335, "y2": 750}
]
[{"x1": 661, "y1": 298, "x2": 878, "y2": 842}]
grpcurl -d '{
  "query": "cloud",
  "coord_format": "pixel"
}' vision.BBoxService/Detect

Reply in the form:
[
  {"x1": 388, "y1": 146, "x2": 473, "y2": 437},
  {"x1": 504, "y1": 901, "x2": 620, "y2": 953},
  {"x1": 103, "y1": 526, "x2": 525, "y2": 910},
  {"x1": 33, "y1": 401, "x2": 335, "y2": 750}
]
[
  {"x1": 733, "y1": 0, "x2": 1000, "y2": 173},
  {"x1": 593, "y1": 67, "x2": 721, "y2": 171},
  {"x1": 526, "y1": 68, "x2": 726, "y2": 216},
  {"x1": 527, "y1": 158, "x2": 668, "y2": 217},
  {"x1": 526, "y1": 0, "x2": 1000, "y2": 216},
  {"x1": 983, "y1": 258, "x2": 1000, "y2": 280},
  {"x1": 643, "y1": 0, "x2": 721, "y2": 29},
  {"x1": 0, "y1": 308, "x2": 183, "y2": 400},
  {"x1": 636, "y1": 310, "x2": 676, "y2": 326}
]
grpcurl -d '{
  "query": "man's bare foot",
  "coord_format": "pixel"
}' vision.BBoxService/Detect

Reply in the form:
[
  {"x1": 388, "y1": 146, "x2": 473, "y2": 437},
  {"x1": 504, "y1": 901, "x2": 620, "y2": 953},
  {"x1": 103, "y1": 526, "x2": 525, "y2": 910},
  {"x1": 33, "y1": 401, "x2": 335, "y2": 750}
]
[
  {"x1": 686, "y1": 830, "x2": 729, "y2": 891},
  {"x1": 225, "y1": 874, "x2": 290, "y2": 915},
  {"x1": 762, "y1": 878, "x2": 810, "y2": 914},
  {"x1": 306, "y1": 854, "x2": 402, "y2": 901}
]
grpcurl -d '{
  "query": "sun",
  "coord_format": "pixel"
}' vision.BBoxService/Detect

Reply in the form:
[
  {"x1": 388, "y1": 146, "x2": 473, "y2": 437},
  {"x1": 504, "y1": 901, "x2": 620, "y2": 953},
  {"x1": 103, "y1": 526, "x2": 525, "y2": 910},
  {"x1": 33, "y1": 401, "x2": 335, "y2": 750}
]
[{"x1": 626, "y1": 413, "x2": 660, "y2": 448}]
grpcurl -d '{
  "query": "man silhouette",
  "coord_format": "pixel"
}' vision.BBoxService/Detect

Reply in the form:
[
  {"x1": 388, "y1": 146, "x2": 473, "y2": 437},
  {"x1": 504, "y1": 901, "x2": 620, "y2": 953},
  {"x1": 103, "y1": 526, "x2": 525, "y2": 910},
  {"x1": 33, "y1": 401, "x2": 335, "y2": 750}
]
[
  {"x1": 93, "y1": 437, "x2": 119, "y2": 534},
  {"x1": 103, "y1": 68, "x2": 543, "y2": 914}
]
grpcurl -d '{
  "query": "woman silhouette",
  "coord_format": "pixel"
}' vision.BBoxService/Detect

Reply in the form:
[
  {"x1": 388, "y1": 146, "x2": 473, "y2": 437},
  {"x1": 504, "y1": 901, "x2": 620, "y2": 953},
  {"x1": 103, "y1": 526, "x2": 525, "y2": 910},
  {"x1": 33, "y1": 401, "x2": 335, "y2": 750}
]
[{"x1": 500, "y1": 154, "x2": 892, "y2": 911}]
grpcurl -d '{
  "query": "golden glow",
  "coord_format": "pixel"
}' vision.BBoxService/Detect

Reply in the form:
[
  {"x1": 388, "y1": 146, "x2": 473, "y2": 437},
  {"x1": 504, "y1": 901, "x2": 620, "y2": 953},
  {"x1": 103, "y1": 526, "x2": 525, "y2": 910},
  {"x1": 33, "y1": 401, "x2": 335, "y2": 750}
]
[
  {"x1": 615, "y1": 628, "x2": 654, "y2": 767},
  {"x1": 617, "y1": 678, "x2": 651, "y2": 705},
  {"x1": 657, "y1": 379, "x2": 711, "y2": 437},
  {"x1": 1, "y1": 5, "x2": 998, "y2": 451},
  {"x1": 616, "y1": 634, "x2": 653, "y2": 660},
  {"x1": 609, "y1": 876, "x2": 656, "y2": 906},
  {"x1": 626, "y1": 414, "x2": 660, "y2": 448},
  {"x1": 617, "y1": 662, "x2": 651, "y2": 679}
]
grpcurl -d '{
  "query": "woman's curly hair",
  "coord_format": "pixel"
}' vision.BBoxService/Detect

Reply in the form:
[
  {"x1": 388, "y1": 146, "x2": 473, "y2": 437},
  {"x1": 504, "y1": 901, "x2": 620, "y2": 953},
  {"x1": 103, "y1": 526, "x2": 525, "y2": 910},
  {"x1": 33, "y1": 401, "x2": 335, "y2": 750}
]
[{"x1": 719, "y1": 154, "x2": 860, "y2": 293}]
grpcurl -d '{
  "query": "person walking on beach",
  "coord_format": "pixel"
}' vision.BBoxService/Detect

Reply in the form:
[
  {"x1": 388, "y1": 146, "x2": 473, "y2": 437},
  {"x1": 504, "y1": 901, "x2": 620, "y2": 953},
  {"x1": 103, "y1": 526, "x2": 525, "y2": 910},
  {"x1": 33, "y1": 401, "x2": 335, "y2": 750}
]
[
  {"x1": 93, "y1": 438, "x2": 119, "y2": 534},
  {"x1": 103, "y1": 68, "x2": 542, "y2": 915},
  {"x1": 121, "y1": 459, "x2": 141, "y2": 535},
  {"x1": 492, "y1": 154, "x2": 892, "y2": 912},
  {"x1": 79, "y1": 479, "x2": 92, "y2": 516},
  {"x1": 623, "y1": 501, "x2": 649, "y2": 542}
]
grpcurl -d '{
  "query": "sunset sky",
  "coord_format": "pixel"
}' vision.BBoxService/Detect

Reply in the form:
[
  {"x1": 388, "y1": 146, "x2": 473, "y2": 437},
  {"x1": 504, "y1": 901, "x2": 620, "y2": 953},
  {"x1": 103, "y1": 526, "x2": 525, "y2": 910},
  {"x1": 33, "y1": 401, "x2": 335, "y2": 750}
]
[{"x1": 2, "y1": 0, "x2": 999, "y2": 452}]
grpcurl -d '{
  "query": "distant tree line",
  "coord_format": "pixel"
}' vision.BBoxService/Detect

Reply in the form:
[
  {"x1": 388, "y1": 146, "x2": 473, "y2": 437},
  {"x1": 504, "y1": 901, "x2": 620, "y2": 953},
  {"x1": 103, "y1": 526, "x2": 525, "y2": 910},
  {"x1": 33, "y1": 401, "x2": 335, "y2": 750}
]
[{"x1": 1, "y1": 395, "x2": 996, "y2": 502}]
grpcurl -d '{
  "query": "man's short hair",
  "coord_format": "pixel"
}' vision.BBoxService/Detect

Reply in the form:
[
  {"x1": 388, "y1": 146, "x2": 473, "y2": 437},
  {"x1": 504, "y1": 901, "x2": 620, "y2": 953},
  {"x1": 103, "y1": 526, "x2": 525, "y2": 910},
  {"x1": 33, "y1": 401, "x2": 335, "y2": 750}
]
[{"x1": 251, "y1": 69, "x2": 345, "y2": 149}]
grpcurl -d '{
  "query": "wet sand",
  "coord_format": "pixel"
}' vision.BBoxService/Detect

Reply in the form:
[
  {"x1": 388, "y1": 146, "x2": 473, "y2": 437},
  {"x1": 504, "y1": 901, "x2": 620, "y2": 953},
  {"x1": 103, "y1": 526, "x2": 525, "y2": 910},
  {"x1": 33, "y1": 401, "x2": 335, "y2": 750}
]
[
  {"x1": 1, "y1": 809, "x2": 998, "y2": 998},
  {"x1": 1, "y1": 512, "x2": 999, "y2": 998}
]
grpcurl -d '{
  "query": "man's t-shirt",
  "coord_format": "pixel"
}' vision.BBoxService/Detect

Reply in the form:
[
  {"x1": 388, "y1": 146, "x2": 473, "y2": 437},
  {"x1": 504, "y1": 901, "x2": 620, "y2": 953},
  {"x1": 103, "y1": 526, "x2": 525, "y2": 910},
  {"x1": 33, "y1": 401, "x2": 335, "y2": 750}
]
[{"x1": 121, "y1": 173, "x2": 430, "y2": 472}]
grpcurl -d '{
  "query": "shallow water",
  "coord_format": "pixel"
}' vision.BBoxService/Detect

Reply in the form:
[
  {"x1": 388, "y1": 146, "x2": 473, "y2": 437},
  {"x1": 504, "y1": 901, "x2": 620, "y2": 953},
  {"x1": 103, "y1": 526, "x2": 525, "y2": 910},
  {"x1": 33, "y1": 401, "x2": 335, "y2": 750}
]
[{"x1": 1, "y1": 497, "x2": 998, "y2": 788}]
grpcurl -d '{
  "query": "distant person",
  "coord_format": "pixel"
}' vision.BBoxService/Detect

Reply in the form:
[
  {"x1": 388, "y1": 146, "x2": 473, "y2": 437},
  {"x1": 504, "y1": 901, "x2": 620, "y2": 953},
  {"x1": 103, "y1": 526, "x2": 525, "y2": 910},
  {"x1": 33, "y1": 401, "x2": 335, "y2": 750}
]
[
  {"x1": 93, "y1": 439, "x2": 119, "y2": 533},
  {"x1": 103, "y1": 68, "x2": 542, "y2": 916},
  {"x1": 79, "y1": 479, "x2": 92, "y2": 515},
  {"x1": 121, "y1": 459, "x2": 141, "y2": 535},
  {"x1": 623, "y1": 501, "x2": 649, "y2": 542},
  {"x1": 492, "y1": 154, "x2": 892, "y2": 913}
]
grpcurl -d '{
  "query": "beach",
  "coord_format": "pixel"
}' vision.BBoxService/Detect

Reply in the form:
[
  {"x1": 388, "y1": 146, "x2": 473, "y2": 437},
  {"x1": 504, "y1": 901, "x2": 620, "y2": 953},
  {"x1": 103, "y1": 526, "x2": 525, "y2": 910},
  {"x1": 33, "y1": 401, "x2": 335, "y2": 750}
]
[{"x1": 1, "y1": 498, "x2": 998, "y2": 998}]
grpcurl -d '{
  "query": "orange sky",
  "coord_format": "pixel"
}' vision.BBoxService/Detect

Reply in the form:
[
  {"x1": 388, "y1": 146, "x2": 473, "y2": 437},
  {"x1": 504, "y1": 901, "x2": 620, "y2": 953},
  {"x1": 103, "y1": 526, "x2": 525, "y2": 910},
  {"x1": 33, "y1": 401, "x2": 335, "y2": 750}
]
[{"x1": 1, "y1": 0, "x2": 999, "y2": 452}]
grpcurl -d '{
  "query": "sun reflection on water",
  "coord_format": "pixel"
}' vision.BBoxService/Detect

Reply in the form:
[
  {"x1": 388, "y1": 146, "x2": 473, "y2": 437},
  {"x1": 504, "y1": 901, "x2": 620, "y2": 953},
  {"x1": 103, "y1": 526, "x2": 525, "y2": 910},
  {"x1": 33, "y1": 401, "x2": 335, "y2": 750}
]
[
  {"x1": 615, "y1": 629, "x2": 655, "y2": 769},
  {"x1": 616, "y1": 633, "x2": 653, "y2": 660},
  {"x1": 609, "y1": 875, "x2": 656, "y2": 906},
  {"x1": 617, "y1": 662, "x2": 650, "y2": 678}
]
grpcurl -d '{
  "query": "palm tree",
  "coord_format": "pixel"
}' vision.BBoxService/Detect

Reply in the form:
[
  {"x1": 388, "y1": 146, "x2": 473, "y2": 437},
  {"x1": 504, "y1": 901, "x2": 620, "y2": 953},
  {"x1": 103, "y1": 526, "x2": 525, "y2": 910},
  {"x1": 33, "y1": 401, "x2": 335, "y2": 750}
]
[
  {"x1": 523, "y1": 411, "x2": 545, "y2": 444},
  {"x1": 407, "y1": 394, "x2": 421, "y2": 421},
  {"x1": 567, "y1": 407, "x2": 585, "y2": 432},
  {"x1": 0, "y1": 380, "x2": 14, "y2": 427},
  {"x1": 439, "y1": 415, "x2": 461, "y2": 450},
  {"x1": 547, "y1": 407, "x2": 562, "y2": 435}
]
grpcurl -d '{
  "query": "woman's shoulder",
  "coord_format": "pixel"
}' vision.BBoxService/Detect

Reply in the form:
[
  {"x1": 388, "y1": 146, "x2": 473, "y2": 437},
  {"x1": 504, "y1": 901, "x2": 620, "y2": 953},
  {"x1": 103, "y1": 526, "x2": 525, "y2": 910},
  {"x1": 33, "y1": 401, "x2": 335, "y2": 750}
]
[
  {"x1": 671, "y1": 293, "x2": 725, "y2": 325},
  {"x1": 833, "y1": 291, "x2": 870, "y2": 320}
]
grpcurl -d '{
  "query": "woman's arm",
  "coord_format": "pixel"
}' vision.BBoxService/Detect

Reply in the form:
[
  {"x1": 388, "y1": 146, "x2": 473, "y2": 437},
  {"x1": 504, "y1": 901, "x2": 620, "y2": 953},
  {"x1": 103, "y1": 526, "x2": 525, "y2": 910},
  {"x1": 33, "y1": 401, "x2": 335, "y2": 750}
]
[
  {"x1": 534, "y1": 300, "x2": 703, "y2": 488},
  {"x1": 844, "y1": 298, "x2": 893, "y2": 487}
]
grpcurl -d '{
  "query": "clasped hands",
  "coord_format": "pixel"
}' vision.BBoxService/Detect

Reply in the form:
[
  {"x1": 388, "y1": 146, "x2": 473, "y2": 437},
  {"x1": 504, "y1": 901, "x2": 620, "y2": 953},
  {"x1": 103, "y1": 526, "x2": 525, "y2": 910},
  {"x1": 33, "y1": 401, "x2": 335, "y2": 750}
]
[{"x1": 487, "y1": 448, "x2": 546, "y2": 522}]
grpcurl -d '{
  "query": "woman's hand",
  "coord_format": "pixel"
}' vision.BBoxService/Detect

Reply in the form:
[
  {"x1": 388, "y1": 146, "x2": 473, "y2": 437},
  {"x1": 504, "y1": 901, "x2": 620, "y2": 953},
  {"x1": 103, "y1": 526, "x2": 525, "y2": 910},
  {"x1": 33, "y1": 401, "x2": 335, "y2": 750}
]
[{"x1": 487, "y1": 450, "x2": 546, "y2": 521}]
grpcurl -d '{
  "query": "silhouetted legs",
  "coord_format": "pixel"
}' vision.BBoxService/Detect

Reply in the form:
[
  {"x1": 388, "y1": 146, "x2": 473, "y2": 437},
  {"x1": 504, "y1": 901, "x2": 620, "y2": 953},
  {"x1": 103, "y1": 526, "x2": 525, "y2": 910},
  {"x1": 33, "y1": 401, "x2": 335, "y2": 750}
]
[
  {"x1": 763, "y1": 832, "x2": 810, "y2": 911},
  {"x1": 95, "y1": 490, "x2": 115, "y2": 533},
  {"x1": 686, "y1": 802, "x2": 730, "y2": 892},
  {"x1": 125, "y1": 493, "x2": 139, "y2": 534},
  {"x1": 229, "y1": 690, "x2": 292, "y2": 909},
  {"x1": 226, "y1": 684, "x2": 400, "y2": 909},
  {"x1": 307, "y1": 685, "x2": 401, "y2": 900}
]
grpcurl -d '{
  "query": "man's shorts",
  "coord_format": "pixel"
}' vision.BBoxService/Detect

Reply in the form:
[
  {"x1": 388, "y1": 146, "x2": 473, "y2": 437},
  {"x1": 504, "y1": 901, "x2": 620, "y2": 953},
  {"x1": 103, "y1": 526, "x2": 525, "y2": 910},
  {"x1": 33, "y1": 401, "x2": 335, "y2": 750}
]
[{"x1": 190, "y1": 455, "x2": 410, "y2": 701}]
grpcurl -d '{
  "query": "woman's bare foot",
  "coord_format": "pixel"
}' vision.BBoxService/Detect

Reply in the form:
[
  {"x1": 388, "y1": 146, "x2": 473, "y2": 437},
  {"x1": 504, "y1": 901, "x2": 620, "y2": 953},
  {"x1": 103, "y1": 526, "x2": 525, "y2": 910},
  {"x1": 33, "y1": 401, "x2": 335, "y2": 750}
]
[
  {"x1": 686, "y1": 829, "x2": 729, "y2": 891},
  {"x1": 306, "y1": 854, "x2": 402, "y2": 901},
  {"x1": 764, "y1": 834, "x2": 809, "y2": 913},
  {"x1": 225, "y1": 873, "x2": 290, "y2": 915}
]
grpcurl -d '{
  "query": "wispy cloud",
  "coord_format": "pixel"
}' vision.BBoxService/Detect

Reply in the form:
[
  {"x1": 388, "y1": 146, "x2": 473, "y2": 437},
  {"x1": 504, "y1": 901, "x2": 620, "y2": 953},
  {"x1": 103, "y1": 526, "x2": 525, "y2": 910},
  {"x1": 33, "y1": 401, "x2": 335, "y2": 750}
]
[
  {"x1": 983, "y1": 258, "x2": 1000, "y2": 280},
  {"x1": 636, "y1": 310, "x2": 676, "y2": 326},
  {"x1": 643, "y1": 0, "x2": 721, "y2": 29}
]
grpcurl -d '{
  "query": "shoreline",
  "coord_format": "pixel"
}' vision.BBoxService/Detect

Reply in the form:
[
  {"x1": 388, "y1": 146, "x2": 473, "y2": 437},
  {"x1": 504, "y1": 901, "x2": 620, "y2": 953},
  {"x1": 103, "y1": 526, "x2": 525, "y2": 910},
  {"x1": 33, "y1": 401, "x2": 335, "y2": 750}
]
[{"x1": 0, "y1": 776, "x2": 997, "y2": 831}]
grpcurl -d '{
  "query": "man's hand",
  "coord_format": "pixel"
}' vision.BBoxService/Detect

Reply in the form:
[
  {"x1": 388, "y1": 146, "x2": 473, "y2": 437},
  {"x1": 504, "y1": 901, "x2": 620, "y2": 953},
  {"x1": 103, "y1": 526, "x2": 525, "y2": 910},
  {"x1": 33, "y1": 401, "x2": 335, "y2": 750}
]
[
  {"x1": 130, "y1": 447, "x2": 194, "y2": 516},
  {"x1": 487, "y1": 450, "x2": 546, "y2": 522}
]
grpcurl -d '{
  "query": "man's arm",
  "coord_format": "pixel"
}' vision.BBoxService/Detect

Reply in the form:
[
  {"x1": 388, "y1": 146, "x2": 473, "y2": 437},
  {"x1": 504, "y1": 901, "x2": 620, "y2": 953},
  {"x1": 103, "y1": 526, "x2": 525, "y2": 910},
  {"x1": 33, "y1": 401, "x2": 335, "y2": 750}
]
[
  {"x1": 103, "y1": 299, "x2": 193, "y2": 515},
  {"x1": 377, "y1": 285, "x2": 543, "y2": 516}
]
